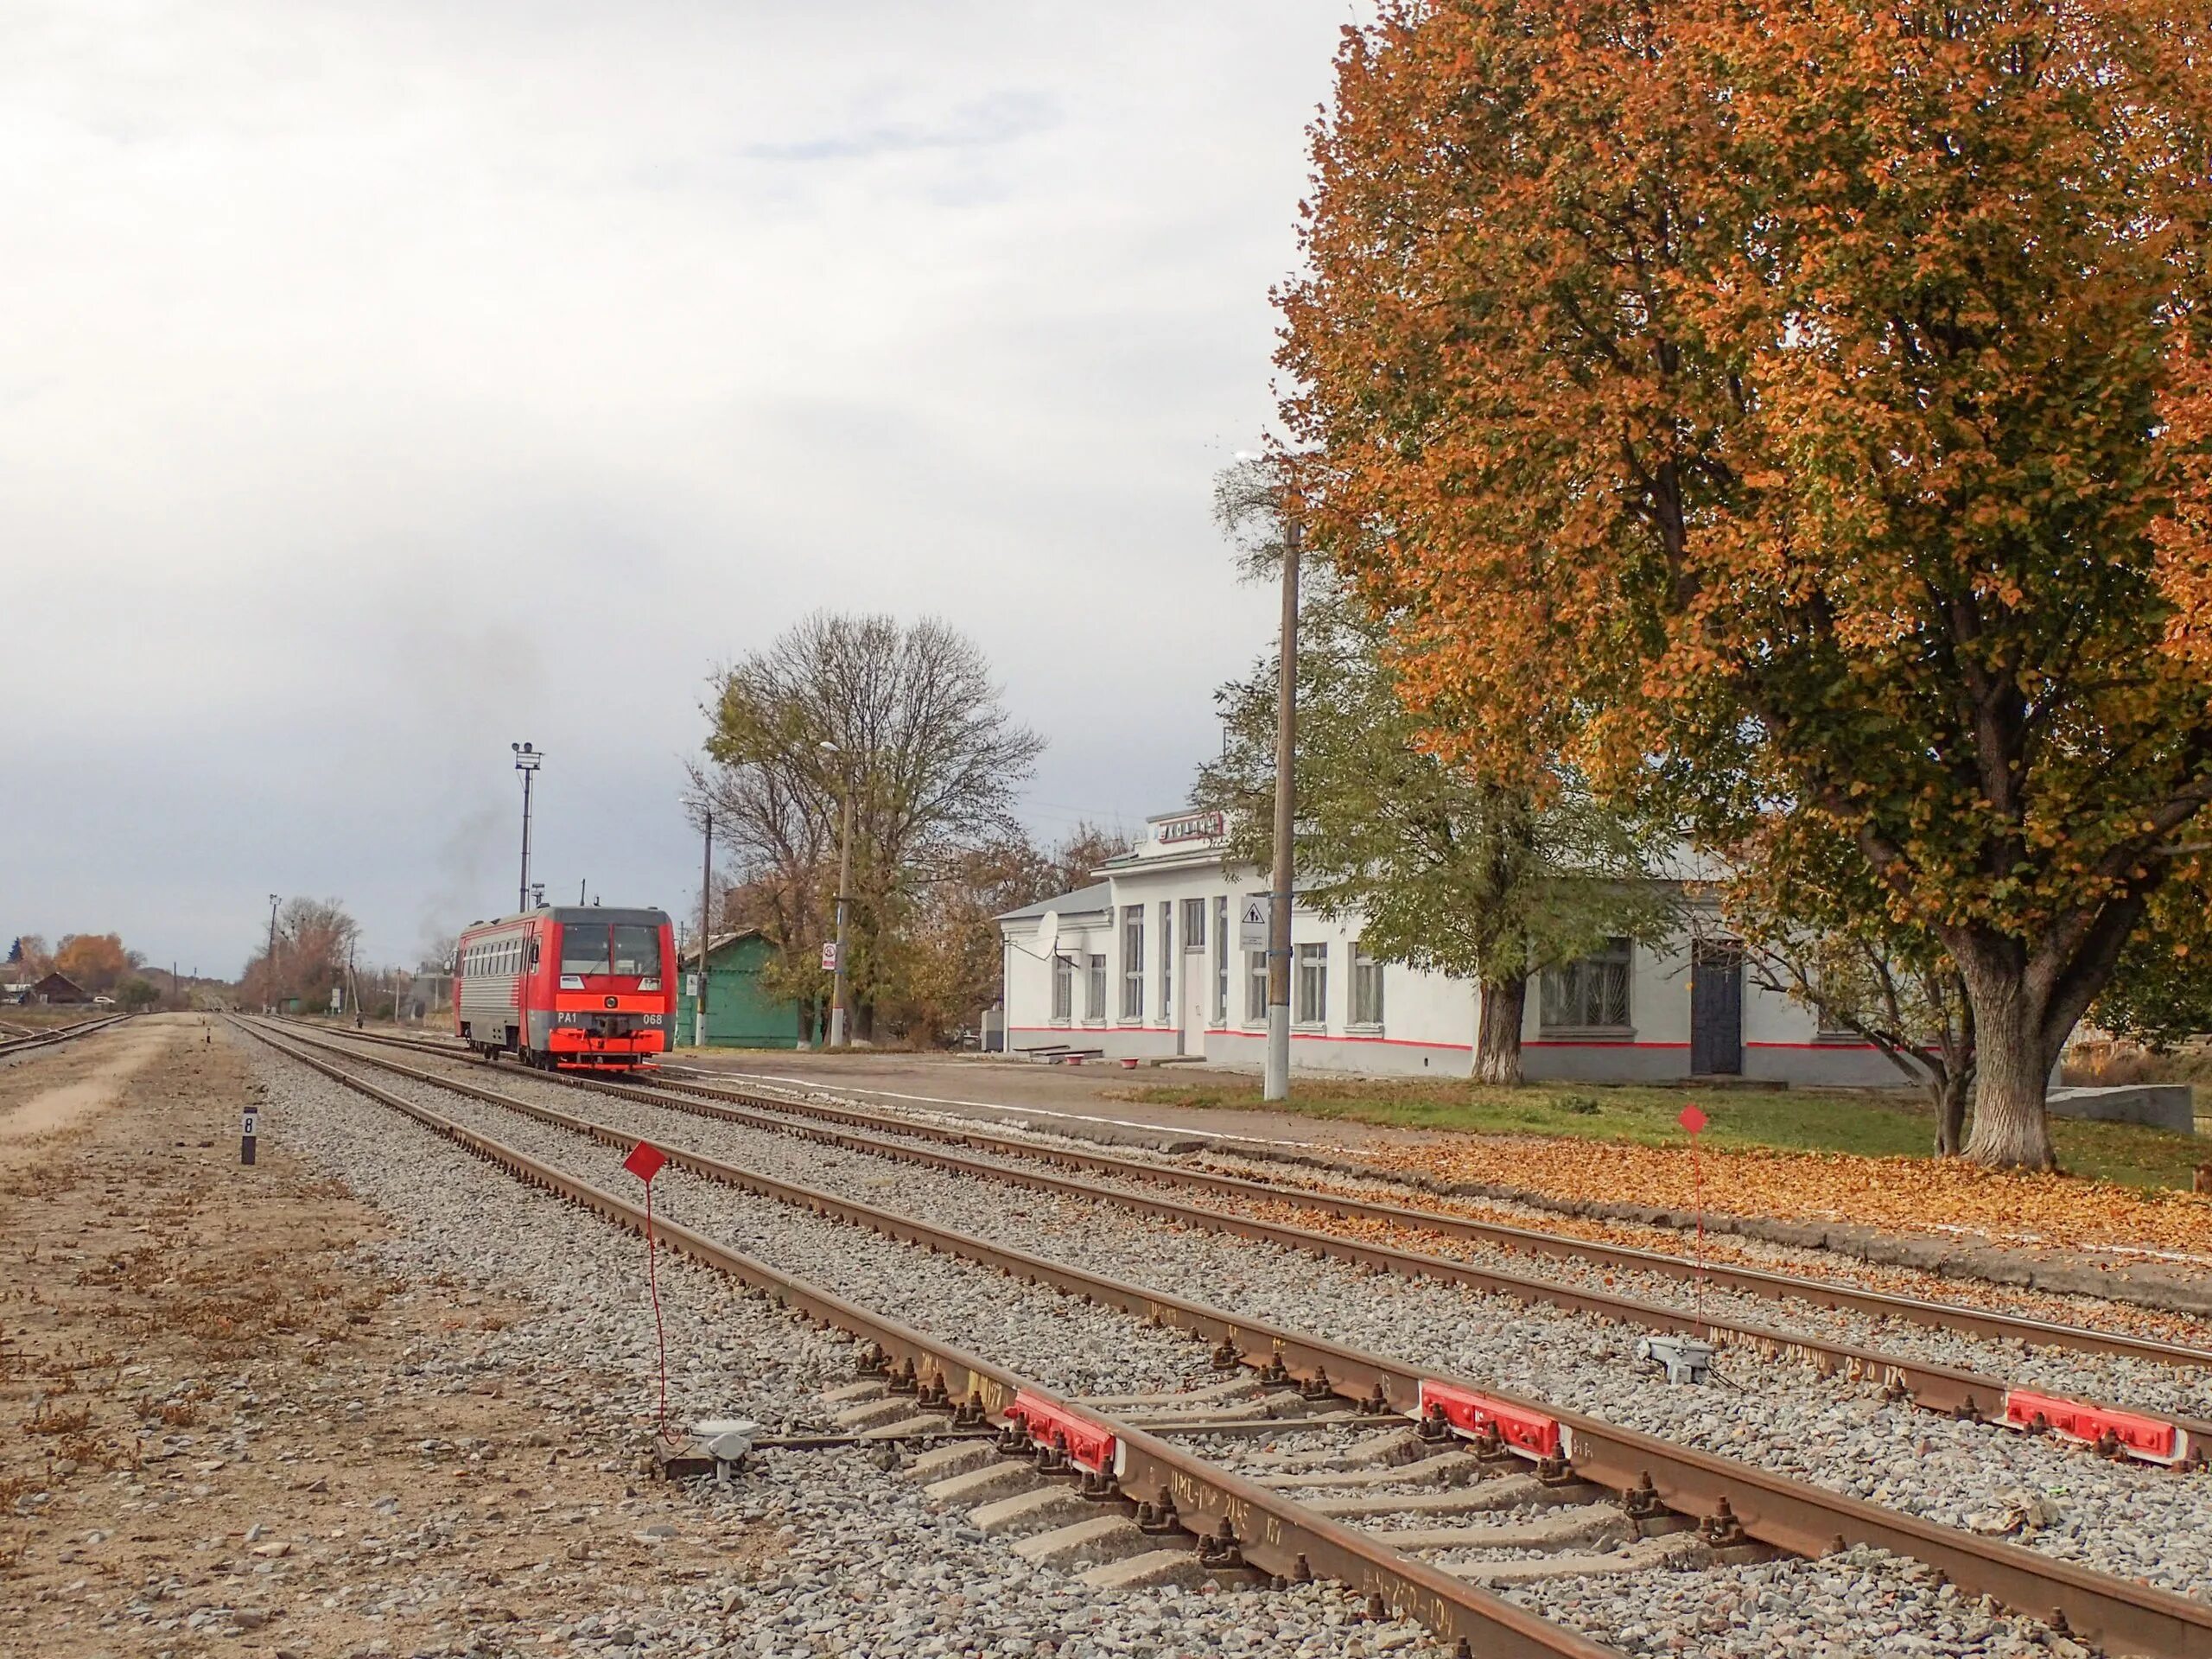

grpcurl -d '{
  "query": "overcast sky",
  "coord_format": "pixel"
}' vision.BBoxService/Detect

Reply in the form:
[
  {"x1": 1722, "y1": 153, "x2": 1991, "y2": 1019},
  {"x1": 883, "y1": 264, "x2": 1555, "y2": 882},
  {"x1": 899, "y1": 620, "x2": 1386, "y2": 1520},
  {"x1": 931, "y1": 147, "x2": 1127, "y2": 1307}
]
[{"x1": 2, "y1": 1, "x2": 1368, "y2": 978}]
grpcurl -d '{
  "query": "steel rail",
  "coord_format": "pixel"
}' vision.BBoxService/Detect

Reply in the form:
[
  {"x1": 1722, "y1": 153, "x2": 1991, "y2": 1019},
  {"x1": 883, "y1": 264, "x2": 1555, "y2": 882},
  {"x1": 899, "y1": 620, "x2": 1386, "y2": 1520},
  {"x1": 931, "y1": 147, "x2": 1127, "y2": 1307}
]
[
  {"x1": 232, "y1": 1018, "x2": 1618, "y2": 1659},
  {"x1": 286, "y1": 1021, "x2": 2212, "y2": 1460},
  {"x1": 0, "y1": 1013, "x2": 129, "y2": 1059},
  {"x1": 303, "y1": 1021, "x2": 2212, "y2": 1373},
  {"x1": 262, "y1": 1020, "x2": 2212, "y2": 1659}
]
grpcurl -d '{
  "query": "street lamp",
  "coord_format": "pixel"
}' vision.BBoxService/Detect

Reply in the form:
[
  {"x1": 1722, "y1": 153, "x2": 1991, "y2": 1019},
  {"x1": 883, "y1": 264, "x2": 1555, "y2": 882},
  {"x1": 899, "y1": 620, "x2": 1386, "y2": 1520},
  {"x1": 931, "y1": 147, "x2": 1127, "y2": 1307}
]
[
  {"x1": 512, "y1": 742, "x2": 543, "y2": 915},
  {"x1": 821, "y1": 741, "x2": 855, "y2": 1048}
]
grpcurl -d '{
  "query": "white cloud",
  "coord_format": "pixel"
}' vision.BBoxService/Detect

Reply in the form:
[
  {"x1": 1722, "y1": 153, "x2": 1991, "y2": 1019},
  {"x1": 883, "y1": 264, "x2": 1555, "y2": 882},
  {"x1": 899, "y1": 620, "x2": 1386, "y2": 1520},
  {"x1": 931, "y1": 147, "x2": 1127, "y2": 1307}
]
[{"x1": 0, "y1": 0, "x2": 1365, "y2": 970}]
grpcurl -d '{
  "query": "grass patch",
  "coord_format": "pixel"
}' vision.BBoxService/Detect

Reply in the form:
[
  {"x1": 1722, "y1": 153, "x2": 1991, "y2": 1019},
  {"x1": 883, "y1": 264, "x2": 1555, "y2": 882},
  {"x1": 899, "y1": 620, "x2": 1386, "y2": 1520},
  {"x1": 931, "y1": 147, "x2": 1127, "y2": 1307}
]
[{"x1": 1114, "y1": 1077, "x2": 2207, "y2": 1192}]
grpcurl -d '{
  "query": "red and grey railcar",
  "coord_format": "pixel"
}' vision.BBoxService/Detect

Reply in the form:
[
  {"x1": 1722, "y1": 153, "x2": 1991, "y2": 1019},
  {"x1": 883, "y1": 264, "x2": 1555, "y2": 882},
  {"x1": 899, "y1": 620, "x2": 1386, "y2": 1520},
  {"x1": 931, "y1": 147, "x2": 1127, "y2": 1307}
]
[{"x1": 454, "y1": 906, "x2": 675, "y2": 1069}]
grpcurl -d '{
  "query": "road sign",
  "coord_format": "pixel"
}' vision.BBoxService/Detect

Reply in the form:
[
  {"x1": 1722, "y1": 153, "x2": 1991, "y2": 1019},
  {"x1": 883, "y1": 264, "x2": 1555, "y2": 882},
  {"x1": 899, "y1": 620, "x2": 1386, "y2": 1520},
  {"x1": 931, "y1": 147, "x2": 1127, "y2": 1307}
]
[
  {"x1": 683, "y1": 974, "x2": 700, "y2": 998},
  {"x1": 1237, "y1": 895, "x2": 1271, "y2": 953},
  {"x1": 1677, "y1": 1103, "x2": 1707, "y2": 1135},
  {"x1": 240, "y1": 1107, "x2": 259, "y2": 1166},
  {"x1": 821, "y1": 941, "x2": 838, "y2": 971}
]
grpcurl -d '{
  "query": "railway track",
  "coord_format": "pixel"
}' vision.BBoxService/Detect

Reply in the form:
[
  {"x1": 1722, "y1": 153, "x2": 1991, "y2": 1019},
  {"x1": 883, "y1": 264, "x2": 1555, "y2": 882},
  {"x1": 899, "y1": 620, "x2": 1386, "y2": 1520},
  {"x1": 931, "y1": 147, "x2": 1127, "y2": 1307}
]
[
  {"x1": 0, "y1": 1012, "x2": 129, "y2": 1060},
  {"x1": 321, "y1": 1024, "x2": 2212, "y2": 1367},
  {"x1": 295, "y1": 1022, "x2": 2212, "y2": 1449},
  {"x1": 245, "y1": 1019, "x2": 2212, "y2": 1658}
]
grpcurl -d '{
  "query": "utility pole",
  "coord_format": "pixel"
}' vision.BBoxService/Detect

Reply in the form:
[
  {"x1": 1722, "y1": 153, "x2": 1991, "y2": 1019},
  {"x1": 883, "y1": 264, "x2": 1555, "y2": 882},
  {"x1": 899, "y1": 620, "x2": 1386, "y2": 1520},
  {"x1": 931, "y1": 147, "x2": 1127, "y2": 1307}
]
[
  {"x1": 696, "y1": 810, "x2": 713, "y2": 1047},
  {"x1": 1264, "y1": 515, "x2": 1301, "y2": 1103},
  {"x1": 266, "y1": 893, "x2": 281, "y2": 1015},
  {"x1": 512, "y1": 741, "x2": 543, "y2": 915},
  {"x1": 823, "y1": 746, "x2": 855, "y2": 1049}
]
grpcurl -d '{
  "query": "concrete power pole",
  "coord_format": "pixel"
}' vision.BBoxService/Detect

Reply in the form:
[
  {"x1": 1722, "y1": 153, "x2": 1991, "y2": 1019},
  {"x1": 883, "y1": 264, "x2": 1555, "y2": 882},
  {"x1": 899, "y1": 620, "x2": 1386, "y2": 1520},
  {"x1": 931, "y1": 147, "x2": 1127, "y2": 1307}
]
[
  {"x1": 265, "y1": 893, "x2": 281, "y2": 1015},
  {"x1": 1264, "y1": 516, "x2": 1301, "y2": 1103},
  {"x1": 696, "y1": 810, "x2": 713, "y2": 1047}
]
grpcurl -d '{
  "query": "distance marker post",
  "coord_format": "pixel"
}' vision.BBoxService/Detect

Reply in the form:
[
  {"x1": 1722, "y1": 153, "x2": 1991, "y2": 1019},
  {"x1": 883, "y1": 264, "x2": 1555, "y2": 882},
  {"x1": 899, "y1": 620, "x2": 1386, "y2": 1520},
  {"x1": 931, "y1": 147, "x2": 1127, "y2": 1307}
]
[{"x1": 241, "y1": 1105, "x2": 259, "y2": 1166}]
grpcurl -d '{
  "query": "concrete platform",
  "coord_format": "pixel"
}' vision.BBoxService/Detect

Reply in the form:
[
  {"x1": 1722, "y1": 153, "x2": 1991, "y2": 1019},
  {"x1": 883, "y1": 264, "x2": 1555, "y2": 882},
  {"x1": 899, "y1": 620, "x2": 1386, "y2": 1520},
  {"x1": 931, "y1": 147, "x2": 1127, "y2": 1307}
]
[{"x1": 2047, "y1": 1084, "x2": 2196, "y2": 1135}]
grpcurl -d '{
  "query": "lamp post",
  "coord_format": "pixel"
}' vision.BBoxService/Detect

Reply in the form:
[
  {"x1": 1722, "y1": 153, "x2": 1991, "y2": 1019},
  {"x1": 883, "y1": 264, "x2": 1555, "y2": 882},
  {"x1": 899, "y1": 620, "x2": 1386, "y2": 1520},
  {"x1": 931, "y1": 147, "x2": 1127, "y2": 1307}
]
[
  {"x1": 512, "y1": 742, "x2": 543, "y2": 915},
  {"x1": 265, "y1": 893, "x2": 281, "y2": 1016},
  {"x1": 821, "y1": 741, "x2": 855, "y2": 1048}
]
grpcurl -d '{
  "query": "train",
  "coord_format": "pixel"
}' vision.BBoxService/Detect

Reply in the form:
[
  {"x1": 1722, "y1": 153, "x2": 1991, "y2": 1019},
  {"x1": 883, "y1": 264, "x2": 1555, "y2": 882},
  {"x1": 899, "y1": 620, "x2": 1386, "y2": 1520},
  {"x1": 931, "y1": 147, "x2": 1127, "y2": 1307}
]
[{"x1": 454, "y1": 905, "x2": 677, "y2": 1069}]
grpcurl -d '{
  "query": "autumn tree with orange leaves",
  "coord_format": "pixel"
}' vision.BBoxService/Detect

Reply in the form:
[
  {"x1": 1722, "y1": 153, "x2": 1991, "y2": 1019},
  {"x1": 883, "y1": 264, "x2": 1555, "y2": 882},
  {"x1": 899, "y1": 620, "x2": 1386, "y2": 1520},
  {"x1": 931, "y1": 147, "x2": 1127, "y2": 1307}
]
[{"x1": 1282, "y1": 2, "x2": 2212, "y2": 1169}]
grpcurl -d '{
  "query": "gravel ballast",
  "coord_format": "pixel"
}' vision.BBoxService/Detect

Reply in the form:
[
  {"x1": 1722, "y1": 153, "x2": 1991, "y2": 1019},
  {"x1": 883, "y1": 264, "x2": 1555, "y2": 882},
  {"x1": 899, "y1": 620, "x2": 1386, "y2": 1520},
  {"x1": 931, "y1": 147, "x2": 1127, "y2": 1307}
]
[
  {"x1": 253, "y1": 1037, "x2": 2104, "y2": 1658},
  {"x1": 341, "y1": 1046, "x2": 2212, "y2": 1604},
  {"x1": 245, "y1": 1043, "x2": 1457, "y2": 1659}
]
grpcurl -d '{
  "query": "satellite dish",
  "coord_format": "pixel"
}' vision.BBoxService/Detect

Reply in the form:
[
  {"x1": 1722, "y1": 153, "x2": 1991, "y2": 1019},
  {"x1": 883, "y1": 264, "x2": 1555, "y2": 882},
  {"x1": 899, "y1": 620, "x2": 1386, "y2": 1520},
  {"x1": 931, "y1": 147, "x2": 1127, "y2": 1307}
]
[{"x1": 1037, "y1": 910, "x2": 1061, "y2": 960}]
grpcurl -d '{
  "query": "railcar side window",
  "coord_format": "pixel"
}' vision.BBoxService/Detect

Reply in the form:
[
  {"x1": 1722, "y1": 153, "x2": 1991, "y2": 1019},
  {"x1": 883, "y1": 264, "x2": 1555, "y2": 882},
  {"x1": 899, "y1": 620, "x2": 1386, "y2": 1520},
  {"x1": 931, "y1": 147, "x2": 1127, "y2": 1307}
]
[
  {"x1": 561, "y1": 925, "x2": 613, "y2": 976},
  {"x1": 612, "y1": 925, "x2": 661, "y2": 977}
]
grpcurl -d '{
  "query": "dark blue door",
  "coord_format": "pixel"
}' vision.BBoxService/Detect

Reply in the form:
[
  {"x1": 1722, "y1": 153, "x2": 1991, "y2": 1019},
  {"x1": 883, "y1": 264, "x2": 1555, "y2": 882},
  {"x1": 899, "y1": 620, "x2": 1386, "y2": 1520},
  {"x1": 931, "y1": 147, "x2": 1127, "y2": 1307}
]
[{"x1": 1691, "y1": 939, "x2": 1743, "y2": 1076}]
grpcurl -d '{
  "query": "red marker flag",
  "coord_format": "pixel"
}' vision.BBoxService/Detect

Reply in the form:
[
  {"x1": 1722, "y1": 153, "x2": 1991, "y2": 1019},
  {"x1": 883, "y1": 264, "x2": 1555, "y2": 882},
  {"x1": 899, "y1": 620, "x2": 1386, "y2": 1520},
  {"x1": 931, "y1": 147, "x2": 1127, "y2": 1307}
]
[
  {"x1": 623, "y1": 1140, "x2": 677, "y2": 1445},
  {"x1": 1678, "y1": 1103, "x2": 1707, "y2": 1332}
]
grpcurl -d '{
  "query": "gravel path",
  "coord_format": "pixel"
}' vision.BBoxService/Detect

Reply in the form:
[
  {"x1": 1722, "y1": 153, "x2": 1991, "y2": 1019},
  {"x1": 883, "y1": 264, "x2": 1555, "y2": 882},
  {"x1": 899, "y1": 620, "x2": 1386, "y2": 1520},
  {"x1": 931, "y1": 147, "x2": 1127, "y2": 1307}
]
[
  {"x1": 247, "y1": 1045, "x2": 1452, "y2": 1659},
  {"x1": 359, "y1": 1048, "x2": 2212, "y2": 1603}
]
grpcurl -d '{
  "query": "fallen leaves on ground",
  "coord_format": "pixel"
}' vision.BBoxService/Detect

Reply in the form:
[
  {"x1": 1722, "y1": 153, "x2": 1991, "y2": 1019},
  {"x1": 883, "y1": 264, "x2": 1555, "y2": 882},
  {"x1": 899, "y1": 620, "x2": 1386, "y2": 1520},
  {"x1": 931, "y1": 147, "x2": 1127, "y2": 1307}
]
[{"x1": 1325, "y1": 1133, "x2": 2212, "y2": 1264}]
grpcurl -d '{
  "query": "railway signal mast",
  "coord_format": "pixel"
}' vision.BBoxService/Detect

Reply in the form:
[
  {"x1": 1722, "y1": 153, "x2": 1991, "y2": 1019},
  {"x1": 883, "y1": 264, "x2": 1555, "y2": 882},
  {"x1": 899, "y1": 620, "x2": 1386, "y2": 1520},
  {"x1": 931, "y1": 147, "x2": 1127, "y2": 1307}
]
[{"x1": 512, "y1": 741, "x2": 543, "y2": 915}]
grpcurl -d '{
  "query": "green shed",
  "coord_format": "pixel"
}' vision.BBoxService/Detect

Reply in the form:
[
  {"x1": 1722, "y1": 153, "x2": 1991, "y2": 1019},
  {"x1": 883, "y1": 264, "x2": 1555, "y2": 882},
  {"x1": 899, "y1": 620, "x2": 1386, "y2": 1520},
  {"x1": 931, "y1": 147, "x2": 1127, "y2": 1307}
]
[{"x1": 676, "y1": 930, "x2": 805, "y2": 1049}]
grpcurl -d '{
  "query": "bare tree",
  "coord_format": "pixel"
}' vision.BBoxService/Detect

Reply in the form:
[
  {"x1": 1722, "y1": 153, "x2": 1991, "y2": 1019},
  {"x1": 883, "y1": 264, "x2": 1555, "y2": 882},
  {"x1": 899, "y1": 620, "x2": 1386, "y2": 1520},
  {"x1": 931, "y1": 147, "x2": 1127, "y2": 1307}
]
[
  {"x1": 240, "y1": 897, "x2": 360, "y2": 1011},
  {"x1": 690, "y1": 613, "x2": 1043, "y2": 1041}
]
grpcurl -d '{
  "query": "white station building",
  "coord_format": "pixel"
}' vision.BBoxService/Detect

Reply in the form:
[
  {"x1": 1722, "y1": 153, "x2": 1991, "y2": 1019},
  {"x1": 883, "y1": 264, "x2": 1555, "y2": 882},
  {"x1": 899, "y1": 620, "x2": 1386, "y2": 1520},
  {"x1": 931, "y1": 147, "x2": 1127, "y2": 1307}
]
[{"x1": 996, "y1": 810, "x2": 1903, "y2": 1086}]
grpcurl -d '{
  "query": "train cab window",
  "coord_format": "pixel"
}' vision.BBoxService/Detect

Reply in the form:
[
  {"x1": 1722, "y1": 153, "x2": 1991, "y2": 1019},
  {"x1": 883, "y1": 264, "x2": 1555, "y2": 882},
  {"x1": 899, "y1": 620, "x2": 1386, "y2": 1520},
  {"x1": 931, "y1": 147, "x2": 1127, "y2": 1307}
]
[
  {"x1": 561, "y1": 925, "x2": 613, "y2": 976},
  {"x1": 612, "y1": 925, "x2": 661, "y2": 978}
]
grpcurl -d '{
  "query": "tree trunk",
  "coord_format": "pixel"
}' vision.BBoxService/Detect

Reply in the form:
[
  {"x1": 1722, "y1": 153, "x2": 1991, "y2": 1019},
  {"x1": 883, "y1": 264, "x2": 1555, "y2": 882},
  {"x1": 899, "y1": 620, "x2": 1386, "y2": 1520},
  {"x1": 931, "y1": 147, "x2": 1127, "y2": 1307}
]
[
  {"x1": 1474, "y1": 976, "x2": 1527, "y2": 1086},
  {"x1": 1956, "y1": 952, "x2": 2057, "y2": 1170},
  {"x1": 1934, "y1": 1067, "x2": 1970, "y2": 1158}
]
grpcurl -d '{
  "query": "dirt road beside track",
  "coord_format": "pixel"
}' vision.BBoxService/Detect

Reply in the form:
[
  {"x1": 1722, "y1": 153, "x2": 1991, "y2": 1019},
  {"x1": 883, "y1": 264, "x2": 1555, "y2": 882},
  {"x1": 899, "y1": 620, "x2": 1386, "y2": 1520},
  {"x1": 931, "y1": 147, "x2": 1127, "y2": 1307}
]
[{"x1": 0, "y1": 1015, "x2": 762, "y2": 1659}]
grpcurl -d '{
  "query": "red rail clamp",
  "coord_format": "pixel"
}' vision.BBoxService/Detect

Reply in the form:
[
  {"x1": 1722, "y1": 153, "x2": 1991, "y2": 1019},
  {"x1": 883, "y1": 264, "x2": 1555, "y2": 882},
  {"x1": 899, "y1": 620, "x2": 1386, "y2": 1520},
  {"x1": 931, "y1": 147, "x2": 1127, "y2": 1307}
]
[
  {"x1": 2001, "y1": 1389, "x2": 2185, "y2": 1465},
  {"x1": 1006, "y1": 1391, "x2": 1119, "y2": 1475},
  {"x1": 1417, "y1": 1379, "x2": 1562, "y2": 1459}
]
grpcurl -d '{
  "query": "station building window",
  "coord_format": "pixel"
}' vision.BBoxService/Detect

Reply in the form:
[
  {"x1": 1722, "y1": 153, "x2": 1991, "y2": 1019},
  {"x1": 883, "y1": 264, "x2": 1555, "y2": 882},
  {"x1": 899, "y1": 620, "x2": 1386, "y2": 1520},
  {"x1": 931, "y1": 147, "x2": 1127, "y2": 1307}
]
[
  {"x1": 1121, "y1": 907, "x2": 1144, "y2": 1020},
  {"x1": 1294, "y1": 942, "x2": 1328, "y2": 1027},
  {"x1": 1051, "y1": 954, "x2": 1072, "y2": 1023},
  {"x1": 1158, "y1": 902, "x2": 1173, "y2": 1021},
  {"x1": 1085, "y1": 954, "x2": 1106, "y2": 1022},
  {"x1": 1351, "y1": 942, "x2": 1385, "y2": 1028},
  {"x1": 1541, "y1": 937, "x2": 1632, "y2": 1033}
]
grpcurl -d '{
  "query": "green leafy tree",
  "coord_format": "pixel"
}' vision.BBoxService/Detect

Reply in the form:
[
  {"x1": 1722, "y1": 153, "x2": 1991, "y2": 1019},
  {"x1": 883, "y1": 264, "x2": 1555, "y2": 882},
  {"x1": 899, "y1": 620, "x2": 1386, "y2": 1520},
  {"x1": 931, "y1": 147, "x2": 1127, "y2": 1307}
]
[
  {"x1": 2087, "y1": 868, "x2": 2212, "y2": 1052},
  {"x1": 1195, "y1": 543, "x2": 1675, "y2": 1083},
  {"x1": 1280, "y1": 1, "x2": 2212, "y2": 1166}
]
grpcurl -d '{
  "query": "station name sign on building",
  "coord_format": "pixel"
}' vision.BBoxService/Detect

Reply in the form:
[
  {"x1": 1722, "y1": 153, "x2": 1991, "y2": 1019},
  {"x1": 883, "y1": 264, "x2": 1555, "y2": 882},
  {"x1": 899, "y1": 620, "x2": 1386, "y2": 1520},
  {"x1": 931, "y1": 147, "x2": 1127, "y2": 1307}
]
[{"x1": 1154, "y1": 811, "x2": 1224, "y2": 845}]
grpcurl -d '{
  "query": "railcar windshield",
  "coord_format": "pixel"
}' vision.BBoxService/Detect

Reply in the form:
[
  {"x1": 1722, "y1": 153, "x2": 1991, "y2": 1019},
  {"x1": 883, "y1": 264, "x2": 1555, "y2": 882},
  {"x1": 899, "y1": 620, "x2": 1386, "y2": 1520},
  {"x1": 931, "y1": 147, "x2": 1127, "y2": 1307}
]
[
  {"x1": 559, "y1": 924, "x2": 613, "y2": 976},
  {"x1": 612, "y1": 925, "x2": 661, "y2": 977}
]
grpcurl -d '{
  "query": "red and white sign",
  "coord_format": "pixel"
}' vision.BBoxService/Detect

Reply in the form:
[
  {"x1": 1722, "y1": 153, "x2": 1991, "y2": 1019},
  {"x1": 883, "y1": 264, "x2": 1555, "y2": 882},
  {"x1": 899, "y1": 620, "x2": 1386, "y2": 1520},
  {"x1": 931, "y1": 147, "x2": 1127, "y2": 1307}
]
[{"x1": 821, "y1": 942, "x2": 838, "y2": 971}]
